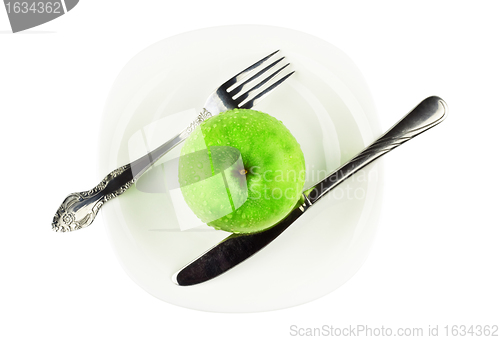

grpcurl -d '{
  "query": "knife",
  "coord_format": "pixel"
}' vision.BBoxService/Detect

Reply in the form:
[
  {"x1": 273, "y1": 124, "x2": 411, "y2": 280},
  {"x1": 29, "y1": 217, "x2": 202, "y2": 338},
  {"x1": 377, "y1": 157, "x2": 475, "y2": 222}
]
[{"x1": 173, "y1": 96, "x2": 448, "y2": 286}]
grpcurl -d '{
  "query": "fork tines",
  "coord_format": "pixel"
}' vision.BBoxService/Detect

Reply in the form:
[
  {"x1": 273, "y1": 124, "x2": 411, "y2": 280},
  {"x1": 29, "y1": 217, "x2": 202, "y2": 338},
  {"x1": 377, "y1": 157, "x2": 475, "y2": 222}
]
[{"x1": 223, "y1": 50, "x2": 294, "y2": 110}]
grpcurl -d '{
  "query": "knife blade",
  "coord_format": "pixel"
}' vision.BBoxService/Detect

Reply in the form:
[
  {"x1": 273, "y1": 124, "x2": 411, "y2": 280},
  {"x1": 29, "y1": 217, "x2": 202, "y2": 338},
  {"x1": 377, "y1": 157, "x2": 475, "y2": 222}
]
[{"x1": 173, "y1": 96, "x2": 448, "y2": 286}]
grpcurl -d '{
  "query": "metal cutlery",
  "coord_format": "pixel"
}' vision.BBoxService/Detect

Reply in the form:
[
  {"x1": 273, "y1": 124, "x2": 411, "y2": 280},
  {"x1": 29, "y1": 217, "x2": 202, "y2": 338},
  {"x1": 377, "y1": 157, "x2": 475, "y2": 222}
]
[
  {"x1": 173, "y1": 96, "x2": 448, "y2": 286},
  {"x1": 52, "y1": 50, "x2": 294, "y2": 232}
]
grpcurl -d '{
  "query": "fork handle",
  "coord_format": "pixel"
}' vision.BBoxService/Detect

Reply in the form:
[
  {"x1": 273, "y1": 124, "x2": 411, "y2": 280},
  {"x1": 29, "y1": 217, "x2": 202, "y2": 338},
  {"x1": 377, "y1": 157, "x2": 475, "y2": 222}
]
[{"x1": 52, "y1": 109, "x2": 212, "y2": 232}]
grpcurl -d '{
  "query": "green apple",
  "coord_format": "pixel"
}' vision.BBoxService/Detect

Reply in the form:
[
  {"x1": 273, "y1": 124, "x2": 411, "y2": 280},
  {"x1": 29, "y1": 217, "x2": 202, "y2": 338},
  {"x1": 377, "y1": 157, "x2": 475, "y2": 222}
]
[{"x1": 178, "y1": 108, "x2": 305, "y2": 234}]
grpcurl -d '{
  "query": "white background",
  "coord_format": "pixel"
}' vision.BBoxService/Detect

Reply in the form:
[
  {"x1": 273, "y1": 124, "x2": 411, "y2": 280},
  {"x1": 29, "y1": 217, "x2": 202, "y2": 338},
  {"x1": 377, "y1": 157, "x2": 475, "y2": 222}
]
[{"x1": 1, "y1": 1, "x2": 499, "y2": 339}]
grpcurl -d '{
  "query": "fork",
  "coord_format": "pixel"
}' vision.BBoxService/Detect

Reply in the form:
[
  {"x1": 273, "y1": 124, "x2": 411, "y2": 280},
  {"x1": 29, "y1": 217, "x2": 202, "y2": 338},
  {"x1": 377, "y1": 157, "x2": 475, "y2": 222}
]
[{"x1": 52, "y1": 50, "x2": 294, "y2": 232}]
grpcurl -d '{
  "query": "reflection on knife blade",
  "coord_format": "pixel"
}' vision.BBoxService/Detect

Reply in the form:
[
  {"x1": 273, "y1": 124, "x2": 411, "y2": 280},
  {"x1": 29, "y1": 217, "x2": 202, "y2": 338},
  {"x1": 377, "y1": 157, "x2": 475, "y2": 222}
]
[
  {"x1": 173, "y1": 96, "x2": 448, "y2": 286},
  {"x1": 173, "y1": 206, "x2": 306, "y2": 286}
]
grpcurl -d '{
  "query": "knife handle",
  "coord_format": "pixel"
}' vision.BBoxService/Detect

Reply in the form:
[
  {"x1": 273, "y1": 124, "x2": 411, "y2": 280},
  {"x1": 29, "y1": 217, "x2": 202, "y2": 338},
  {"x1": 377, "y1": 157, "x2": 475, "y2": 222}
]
[{"x1": 306, "y1": 96, "x2": 447, "y2": 204}]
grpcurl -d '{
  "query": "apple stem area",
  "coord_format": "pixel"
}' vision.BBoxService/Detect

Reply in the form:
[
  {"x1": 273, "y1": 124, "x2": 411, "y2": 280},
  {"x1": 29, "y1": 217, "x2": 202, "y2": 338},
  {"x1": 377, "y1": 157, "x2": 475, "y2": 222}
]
[{"x1": 239, "y1": 169, "x2": 248, "y2": 176}]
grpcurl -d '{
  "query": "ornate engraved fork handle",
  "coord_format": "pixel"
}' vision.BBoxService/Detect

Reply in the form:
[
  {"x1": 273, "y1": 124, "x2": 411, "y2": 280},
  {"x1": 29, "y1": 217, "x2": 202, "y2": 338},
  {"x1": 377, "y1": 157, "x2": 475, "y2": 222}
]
[
  {"x1": 52, "y1": 165, "x2": 135, "y2": 232},
  {"x1": 52, "y1": 109, "x2": 212, "y2": 232}
]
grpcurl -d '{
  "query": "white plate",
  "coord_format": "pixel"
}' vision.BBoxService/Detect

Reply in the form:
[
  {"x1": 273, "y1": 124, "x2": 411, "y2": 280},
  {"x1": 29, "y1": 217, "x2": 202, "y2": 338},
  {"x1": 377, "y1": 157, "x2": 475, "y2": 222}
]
[{"x1": 98, "y1": 25, "x2": 384, "y2": 312}]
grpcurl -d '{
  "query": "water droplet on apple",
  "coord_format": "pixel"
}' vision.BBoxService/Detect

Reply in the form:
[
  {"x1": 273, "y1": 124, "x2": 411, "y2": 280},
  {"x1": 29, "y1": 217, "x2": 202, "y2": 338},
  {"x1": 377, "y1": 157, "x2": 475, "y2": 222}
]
[{"x1": 196, "y1": 162, "x2": 203, "y2": 169}]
